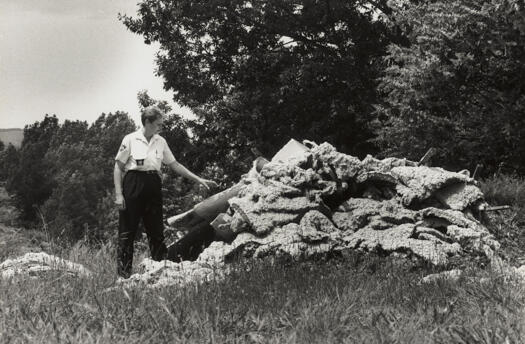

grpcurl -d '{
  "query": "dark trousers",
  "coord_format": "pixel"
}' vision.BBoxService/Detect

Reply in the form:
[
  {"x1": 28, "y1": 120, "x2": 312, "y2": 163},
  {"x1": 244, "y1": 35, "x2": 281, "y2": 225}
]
[{"x1": 118, "y1": 170, "x2": 167, "y2": 278}]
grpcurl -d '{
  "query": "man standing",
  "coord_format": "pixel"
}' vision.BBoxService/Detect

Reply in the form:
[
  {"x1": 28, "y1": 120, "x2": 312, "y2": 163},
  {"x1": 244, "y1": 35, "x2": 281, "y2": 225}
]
[{"x1": 114, "y1": 106, "x2": 216, "y2": 278}]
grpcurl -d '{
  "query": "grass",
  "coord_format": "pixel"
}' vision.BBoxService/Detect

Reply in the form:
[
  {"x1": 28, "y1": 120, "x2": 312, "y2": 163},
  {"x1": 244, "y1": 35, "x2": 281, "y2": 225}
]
[
  {"x1": 480, "y1": 174, "x2": 525, "y2": 266},
  {"x1": 1, "y1": 175, "x2": 525, "y2": 343},
  {"x1": 1, "y1": 245, "x2": 525, "y2": 343},
  {"x1": 480, "y1": 174, "x2": 525, "y2": 213}
]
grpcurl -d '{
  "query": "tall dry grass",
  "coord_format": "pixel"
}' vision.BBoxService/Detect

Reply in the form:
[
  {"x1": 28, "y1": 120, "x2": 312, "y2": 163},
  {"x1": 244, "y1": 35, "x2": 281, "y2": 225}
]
[
  {"x1": 1, "y1": 242, "x2": 525, "y2": 343},
  {"x1": 480, "y1": 174, "x2": 525, "y2": 266},
  {"x1": 1, "y1": 176, "x2": 525, "y2": 343}
]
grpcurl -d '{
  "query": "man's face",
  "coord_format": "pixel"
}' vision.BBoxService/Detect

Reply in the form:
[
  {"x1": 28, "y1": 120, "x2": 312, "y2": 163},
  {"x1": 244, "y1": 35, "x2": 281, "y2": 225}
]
[{"x1": 149, "y1": 117, "x2": 164, "y2": 134}]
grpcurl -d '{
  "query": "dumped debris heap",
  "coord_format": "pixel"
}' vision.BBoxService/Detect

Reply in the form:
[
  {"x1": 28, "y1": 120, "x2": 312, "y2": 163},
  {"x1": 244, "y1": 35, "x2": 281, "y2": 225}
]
[{"x1": 123, "y1": 140, "x2": 500, "y2": 287}]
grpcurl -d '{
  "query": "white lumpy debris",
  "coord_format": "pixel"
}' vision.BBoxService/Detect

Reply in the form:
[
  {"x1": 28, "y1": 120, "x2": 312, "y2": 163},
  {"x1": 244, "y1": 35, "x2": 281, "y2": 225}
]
[{"x1": 0, "y1": 252, "x2": 91, "y2": 279}]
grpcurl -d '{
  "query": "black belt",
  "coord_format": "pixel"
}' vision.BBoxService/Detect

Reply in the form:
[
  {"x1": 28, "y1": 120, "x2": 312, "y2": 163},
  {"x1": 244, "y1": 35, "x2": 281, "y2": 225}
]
[{"x1": 127, "y1": 170, "x2": 159, "y2": 175}]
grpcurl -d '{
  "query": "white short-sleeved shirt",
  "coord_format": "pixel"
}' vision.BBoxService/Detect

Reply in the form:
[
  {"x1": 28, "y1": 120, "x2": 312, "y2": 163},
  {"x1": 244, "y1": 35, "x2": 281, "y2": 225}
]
[{"x1": 115, "y1": 129, "x2": 176, "y2": 172}]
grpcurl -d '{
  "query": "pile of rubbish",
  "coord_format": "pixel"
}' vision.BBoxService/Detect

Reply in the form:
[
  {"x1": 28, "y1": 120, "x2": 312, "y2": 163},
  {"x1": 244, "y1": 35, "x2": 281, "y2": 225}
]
[
  {"x1": 120, "y1": 139, "x2": 501, "y2": 287},
  {"x1": 0, "y1": 139, "x2": 508, "y2": 287}
]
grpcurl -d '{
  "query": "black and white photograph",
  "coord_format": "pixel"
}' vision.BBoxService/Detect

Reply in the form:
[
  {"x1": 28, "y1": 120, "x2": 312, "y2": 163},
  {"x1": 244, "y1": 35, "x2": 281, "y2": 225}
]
[{"x1": 1, "y1": 0, "x2": 525, "y2": 342}]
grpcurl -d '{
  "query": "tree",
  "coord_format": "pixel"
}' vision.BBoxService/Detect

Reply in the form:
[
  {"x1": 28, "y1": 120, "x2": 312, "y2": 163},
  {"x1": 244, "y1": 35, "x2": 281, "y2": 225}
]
[
  {"x1": 7, "y1": 115, "x2": 59, "y2": 219},
  {"x1": 20, "y1": 114, "x2": 60, "y2": 149},
  {"x1": 0, "y1": 139, "x2": 4, "y2": 152},
  {"x1": 376, "y1": 0, "x2": 525, "y2": 174},
  {"x1": 2, "y1": 111, "x2": 136, "y2": 241},
  {"x1": 120, "y1": 0, "x2": 397, "y2": 181},
  {"x1": 87, "y1": 111, "x2": 137, "y2": 161},
  {"x1": 49, "y1": 119, "x2": 89, "y2": 150},
  {"x1": 0, "y1": 144, "x2": 19, "y2": 182},
  {"x1": 41, "y1": 143, "x2": 108, "y2": 242},
  {"x1": 41, "y1": 112, "x2": 136, "y2": 242}
]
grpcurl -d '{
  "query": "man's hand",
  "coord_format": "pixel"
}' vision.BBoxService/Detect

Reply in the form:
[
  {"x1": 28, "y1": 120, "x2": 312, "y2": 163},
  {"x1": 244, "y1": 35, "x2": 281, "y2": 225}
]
[
  {"x1": 198, "y1": 178, "x2": 218, "y2": 191},
  {"x1": 115, "y1": 194, "x2": 126, "y2": 210}
]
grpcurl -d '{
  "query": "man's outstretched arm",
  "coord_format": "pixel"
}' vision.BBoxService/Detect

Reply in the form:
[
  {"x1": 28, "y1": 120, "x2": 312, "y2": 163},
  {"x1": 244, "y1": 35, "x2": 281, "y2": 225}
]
[{"x1": 168, "y1": 160, "x2": 217, "y2": 191}]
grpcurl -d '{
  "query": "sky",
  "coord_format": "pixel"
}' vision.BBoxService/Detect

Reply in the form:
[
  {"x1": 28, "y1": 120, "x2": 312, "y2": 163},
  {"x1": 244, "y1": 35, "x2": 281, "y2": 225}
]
[{"x1": 0, "y1": 0, "x2": 193, "y2": 129}]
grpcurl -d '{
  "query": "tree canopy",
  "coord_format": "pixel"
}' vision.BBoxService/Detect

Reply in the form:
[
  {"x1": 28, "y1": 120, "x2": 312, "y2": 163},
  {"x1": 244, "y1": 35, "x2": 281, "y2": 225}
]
[
  {"x1": 120, "y1": 0, "x2": 397, "y2": 179},
  {"x1": 7, "y1": 115, "x2": 60, "y2": 218},
  {"x1": 376, "y1": 0, "x2": 525, "y2": 174}
]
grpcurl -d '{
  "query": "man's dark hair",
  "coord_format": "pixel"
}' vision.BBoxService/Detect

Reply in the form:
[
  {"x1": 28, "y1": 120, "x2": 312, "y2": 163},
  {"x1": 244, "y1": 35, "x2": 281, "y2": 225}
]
[{"x1": 141, "y1": 106, "x2": 164, "y2": 125}]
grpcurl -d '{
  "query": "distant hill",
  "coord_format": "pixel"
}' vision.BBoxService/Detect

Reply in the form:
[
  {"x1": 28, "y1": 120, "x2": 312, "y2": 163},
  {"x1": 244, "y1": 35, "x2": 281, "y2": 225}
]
[{"x1": 0, "y1": 129, "x2": 24, "y2": 148}]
